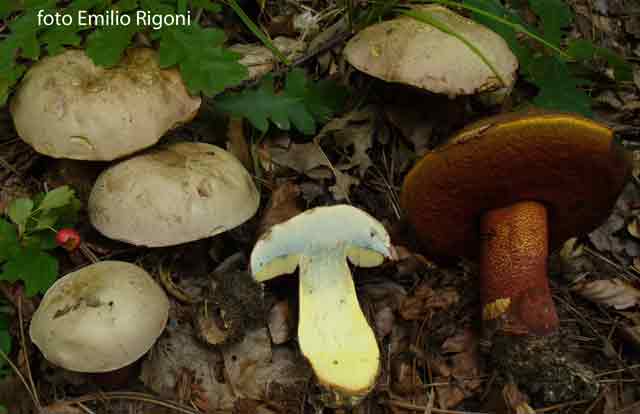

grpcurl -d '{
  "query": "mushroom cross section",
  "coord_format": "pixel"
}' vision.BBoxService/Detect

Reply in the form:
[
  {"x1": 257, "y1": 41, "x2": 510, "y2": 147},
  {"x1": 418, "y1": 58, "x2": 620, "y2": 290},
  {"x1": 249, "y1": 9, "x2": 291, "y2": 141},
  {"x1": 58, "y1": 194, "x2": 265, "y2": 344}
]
[
  {"x1": 250, "y1": 205, "x2": 391, "y2": 401},
  {"x1": 401, "y1": 110, "x2": 630, "y2": 336}
]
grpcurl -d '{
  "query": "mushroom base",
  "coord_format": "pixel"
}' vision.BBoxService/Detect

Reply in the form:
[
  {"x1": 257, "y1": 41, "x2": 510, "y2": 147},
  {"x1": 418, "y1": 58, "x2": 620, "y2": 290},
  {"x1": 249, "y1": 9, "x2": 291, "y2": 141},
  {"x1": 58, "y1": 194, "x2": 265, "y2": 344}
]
[{"x1": 479, "y1": 201, "x2": 559, "y2": 336}]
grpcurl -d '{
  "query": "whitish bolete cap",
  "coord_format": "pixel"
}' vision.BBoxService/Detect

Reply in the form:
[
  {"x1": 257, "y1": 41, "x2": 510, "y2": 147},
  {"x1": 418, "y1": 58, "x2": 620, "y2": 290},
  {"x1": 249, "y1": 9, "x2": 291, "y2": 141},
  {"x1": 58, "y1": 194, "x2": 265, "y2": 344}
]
[
  {"x1": 251, "y1": 205, "x2": 391, "y2": 403},
  {"x1": 343, "y1": 5, "x2": 518, "y2": 98},
  {"x1": 89, "y1": 142, "x2": 259, "y2": 247},
  {"x1": 401, "y1": 111, "x2": 630, "y2": 259},
  {"x1": 29, "y1": 261, "x2": 169, "y2": 373},
  {"x1": 10, "y1": 48, "x2": 201, "y2": 161}
]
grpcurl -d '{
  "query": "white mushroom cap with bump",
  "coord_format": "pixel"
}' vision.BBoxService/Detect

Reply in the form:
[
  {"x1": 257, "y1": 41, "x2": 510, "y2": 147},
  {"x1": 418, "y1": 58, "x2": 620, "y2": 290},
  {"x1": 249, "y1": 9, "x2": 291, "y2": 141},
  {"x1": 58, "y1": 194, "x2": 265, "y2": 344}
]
[
  {"x1": 343, "y1": 5, "x2": 518, "y2": 99},
  {"x1": 10, "y1": 48, "x2": 201, "y2": 161},
  {"x1": 89, "y1": 142, "x2": 259, "y2": 247},
  {"x1": 29, "y1": 261, "x2": 169, "y2": 373},
  {"x1": 250, "y1": 205, "x2": 392, "y2": 403}
]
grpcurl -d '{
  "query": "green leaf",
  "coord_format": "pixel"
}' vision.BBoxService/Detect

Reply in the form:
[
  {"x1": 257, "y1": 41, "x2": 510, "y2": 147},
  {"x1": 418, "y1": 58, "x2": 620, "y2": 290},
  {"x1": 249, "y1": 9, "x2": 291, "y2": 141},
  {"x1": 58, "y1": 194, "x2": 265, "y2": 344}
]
[
  {"x1": 191, "y1": 0, "x2": 222, "y2": 12},
  {"x1": 39, "y1": 24, "x2": 84, "y2": 55},
  {"x1": 0, "y1": 220, "x2": 19, "y2": 263},
  {"x1": 8, "y1": 9, "x2": 46, "y2": 60},
  {"x1": 158, "y1": 25, "x2": 247, "y2": 95},
  {"x1": 86, "y1": 20, "x2": 139, "y2": 67},
  {"x1": 567, "y1": 39, "x2": 633, "y2": 82},
  {"x1": 0, "y1": 248, "x2": 58, "y2": 297},
  {"x1": 37, "y1": 186, "x2": 75, "y2": 211},
  {"x1": 114, "y1": 0, "x2": 140, "y2": 12},
  {"x1": 526, "y1": 55, "x2": 592, "y2": 116},
  {"x1": 528, "y1": 0, "x2": 573, "y2": 47},
  {"x1": 23, "y1": 231, "x2": 58, "y2": 251},
  {"x1": 32, "y1": 210, "x2": 59, "y2": 231},
  {"x1": 462, "y1": 0, "x2": 533, "y2": 65},
  {"x1": 0, "y1": 63, "x2": 25, "y2": 106},
  {"x1": 0, "y1": 2, "x2": 21, "y2": 19},
  {"x1": 7, "y1": 198, "x2": 33, "y2": 235},
  {"x1": 217, "y1": 69, "x2": 347, "y2": 134}
]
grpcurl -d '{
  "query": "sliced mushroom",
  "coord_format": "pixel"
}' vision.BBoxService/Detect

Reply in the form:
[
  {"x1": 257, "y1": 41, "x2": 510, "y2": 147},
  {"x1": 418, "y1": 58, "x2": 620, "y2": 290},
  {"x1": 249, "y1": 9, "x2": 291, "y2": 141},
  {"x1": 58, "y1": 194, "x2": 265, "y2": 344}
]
[{"x1": 250, "y1": 205, "x2": 392, "y2": 406}]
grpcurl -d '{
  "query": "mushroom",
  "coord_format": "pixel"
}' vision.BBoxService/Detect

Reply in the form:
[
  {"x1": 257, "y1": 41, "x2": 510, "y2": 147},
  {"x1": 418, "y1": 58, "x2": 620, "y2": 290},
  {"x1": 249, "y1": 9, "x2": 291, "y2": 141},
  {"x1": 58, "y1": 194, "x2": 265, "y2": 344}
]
[
  {"x1": 343, "y1": 5, "x2": 518, "y2": 100},
  {"x1": 29, "y1": 261, "x2": 169, "y2": 374},
  {"x1": 250, "y1": 205, "x2": 392, "y2": 405},
  {"x1": 401, "y1": 111, "x2": 630, "y2": 336},
  {"x1": 10, "y1": 48, "x2": 201, "y2": 161},
  {"x1": 88, "y1": 142, "x2": 259, "y2": 247}
]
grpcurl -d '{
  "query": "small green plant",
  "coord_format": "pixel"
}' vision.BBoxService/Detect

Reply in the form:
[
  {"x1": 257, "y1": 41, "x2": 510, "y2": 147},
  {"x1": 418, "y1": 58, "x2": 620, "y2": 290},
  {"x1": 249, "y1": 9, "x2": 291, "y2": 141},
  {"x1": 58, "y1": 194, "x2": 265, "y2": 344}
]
[
  {"x1": 408, "y1": 0, "x2": 632, "y2": 116},
  {"x1": 0, "y1": 0, "x2": 249, "y2": 104},
  {"x1": 0, "y1": 185, "x2": 80, "y2": 297},
  {"x1": 216, "y1": 68, "x2": 348, "y2": 135}
]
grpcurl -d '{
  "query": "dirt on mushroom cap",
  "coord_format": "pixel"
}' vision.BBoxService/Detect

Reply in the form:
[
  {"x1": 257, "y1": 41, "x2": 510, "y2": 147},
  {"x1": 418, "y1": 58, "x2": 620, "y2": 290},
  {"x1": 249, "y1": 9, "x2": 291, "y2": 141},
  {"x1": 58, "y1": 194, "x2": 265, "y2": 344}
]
[
  {"x1": 401, "y1": 110, "x2": 630, "y2": 260},
  {"x1": 88, "y1": 142, "x2": 259, "y2": 247},
  {"x1": 10, "y1": 48, "x2": 201, "y2": 161},
  {"x1": 343, "y1": 5, "x2": 518, "y2": 98},
  {"x1": 29, "y1": 261, "x2": 169, "y2": 373}
]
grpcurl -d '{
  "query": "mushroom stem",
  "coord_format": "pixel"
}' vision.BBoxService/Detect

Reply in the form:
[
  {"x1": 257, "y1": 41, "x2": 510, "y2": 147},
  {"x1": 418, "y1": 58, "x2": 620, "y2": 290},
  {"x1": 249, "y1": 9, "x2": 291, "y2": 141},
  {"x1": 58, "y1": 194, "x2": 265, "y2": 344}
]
[
  {"x1": 480, "y1": 201, "x2": 559, "y2": 336},
  {"x1": 297, "y1": 250, "x2": 380, "y2": 399}
]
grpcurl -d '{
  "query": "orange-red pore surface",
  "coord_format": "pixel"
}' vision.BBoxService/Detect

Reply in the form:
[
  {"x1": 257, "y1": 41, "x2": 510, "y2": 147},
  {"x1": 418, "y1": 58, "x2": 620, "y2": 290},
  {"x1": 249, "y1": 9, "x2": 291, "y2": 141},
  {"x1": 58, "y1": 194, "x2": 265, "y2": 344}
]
[{"x1": 480, "y1": 201, "x2": 559, "y2": 335}]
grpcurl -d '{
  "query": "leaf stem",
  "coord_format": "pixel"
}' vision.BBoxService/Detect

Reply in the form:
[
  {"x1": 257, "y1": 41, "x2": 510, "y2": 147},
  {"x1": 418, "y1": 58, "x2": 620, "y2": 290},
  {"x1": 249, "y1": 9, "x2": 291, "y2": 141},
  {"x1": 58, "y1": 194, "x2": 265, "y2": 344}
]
[{"x1": 223, "y1": 0, "x2": 290, "y2": 65}]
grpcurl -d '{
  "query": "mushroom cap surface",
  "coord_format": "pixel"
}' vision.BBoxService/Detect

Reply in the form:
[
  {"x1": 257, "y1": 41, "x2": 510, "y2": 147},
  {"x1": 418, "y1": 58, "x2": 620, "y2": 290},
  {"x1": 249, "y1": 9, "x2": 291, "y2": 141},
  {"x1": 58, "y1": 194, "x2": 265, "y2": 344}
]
[
  {"x1": 401, "y1": 111, "x2": 630, "y2": 260},
  {"x1": 29, "y1": 261, "x2": 169, "y2": 373},
  {"x1": 251, "y1": 205, "x2": 391, "y2": 281},
  {"x1": 10, "y1": 48, "x2": 201, "y2": 161},
  {"x1": 89, "y1": 142, "x2": 259, "y2": 247},
  {"x1": 343, "y1": 5, "x2": 518, "y2": 98}
]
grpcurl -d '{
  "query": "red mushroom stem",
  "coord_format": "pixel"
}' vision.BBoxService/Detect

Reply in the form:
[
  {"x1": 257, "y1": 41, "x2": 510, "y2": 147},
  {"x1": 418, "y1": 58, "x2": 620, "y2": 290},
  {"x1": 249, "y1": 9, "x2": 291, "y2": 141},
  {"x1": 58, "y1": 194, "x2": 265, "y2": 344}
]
[{"x1": 479, "y1": 201, "x2": 559, "y2": 336}]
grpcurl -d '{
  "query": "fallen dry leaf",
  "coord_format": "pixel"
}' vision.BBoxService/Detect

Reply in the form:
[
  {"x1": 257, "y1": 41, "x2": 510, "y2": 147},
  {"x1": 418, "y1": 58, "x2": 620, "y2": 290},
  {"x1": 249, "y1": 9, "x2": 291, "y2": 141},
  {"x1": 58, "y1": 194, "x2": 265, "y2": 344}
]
[
  {"x1": 268, "y1": 300, "x2": 295, "y2": 344},
  {"x1": 221, "y1": 327, "x2": 310, "y2": 400},
  {"x1": 572, "y1": 278, "x2": 640, "y2": 309},
  {"x1": 230, "y1": 37, "x2": 305, "y2": 81},
  {"x1": 315, "y1": 106, "x2": 377, "y2": 177},
  {"x1": 399, "y1": 283, "x2": 459, "y2": 321},
  {"x1": 227, "y1": 117, "x2": 252, "y2": 170},
  {"x1": 257, "y1": 182, "x2": 302, "y2": 238},
  {"x1": 432, "y1": 328, "x2": 484, "y2": 409},
  {"x1": 140, "y1": 325, "x2": 236, "y2": 410}
]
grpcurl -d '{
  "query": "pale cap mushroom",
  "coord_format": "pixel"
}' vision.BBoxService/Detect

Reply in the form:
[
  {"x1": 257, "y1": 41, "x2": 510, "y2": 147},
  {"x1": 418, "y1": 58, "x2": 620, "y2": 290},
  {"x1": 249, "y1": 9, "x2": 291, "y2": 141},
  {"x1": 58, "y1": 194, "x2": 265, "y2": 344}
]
[
  {"x1": 89, "y1": 142, "x2": 259, "y2": 247},
  {"x1": 343, "y1": 5, "x2": 518, "y2": 99},
  {"x1": 10, "y1": 48, "x2": 201, "y2": 161},
  {"x1": 250, "y1": 205, "x2": 392, "y2": 405},
  {"x1": 29, "y1": 261, "x2": 169, "y2": 373}
]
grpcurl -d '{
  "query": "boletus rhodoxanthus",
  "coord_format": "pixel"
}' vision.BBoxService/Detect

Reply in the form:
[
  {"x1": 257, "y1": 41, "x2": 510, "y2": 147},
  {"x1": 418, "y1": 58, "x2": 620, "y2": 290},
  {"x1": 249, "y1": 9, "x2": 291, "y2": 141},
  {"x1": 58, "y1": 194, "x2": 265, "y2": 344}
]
[
  {"x1": 401, "y1": 111, "x2": 630, "y2": 336},
  {"x1": 250, "y1": 205, "x2": 392, "y2": 406},
  {"x1": 10, "y1": 48, "x2": 200, "y2": 161},
  {"x1": 88, "y1": 142, "x2": 259, "y2": 247},
  {"x1": 29, "y1": 261, "x2": 169, "y2": 378}
]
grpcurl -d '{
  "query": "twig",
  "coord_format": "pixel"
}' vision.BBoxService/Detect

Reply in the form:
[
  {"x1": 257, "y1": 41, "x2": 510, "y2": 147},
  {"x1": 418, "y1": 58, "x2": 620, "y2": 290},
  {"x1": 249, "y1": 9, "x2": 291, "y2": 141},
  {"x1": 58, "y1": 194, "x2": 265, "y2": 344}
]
[{"x1": 18, "y1": 297, "x2": 40, "y2": 411}]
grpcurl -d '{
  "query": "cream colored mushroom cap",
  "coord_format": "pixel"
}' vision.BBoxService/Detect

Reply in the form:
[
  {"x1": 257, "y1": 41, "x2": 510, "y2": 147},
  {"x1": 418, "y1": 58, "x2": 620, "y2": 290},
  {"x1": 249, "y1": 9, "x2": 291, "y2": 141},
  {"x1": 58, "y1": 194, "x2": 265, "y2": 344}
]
[
  {"x1": 88, "y1": 142, "x2": 260, "y2": 247},
  {"x1": 29, "y1": 261, "x2": 169, "y2": 373},
  {"x1": 10, "y1": 48, "x2": 201, "y2": 161},
  {"x1": 343, "y1": 5, "x2": 518, "y2": 98}
]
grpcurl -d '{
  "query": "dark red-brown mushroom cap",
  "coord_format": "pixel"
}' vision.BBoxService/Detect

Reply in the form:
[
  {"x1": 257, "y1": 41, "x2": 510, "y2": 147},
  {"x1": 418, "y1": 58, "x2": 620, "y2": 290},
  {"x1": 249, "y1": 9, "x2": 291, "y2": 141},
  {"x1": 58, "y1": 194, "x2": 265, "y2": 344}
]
[{"x1": 401, "y1": 110, "x2": 630, "y2": 260}]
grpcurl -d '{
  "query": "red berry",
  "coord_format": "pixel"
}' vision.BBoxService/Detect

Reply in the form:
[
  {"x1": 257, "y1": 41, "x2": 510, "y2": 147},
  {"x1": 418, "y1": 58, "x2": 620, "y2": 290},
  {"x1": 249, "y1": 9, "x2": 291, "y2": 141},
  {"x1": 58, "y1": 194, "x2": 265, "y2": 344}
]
[{"x1": 56, "y1": 228, "x2": 81, "y2": 252}]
